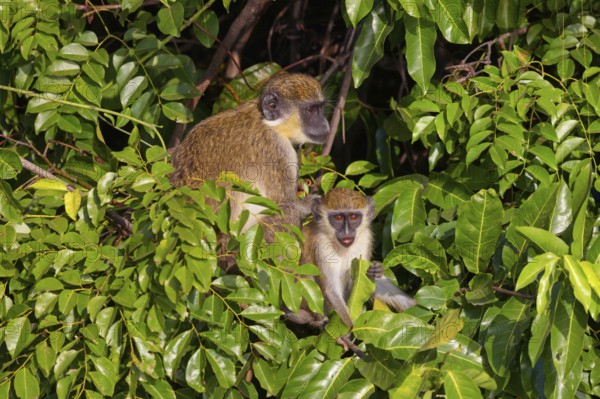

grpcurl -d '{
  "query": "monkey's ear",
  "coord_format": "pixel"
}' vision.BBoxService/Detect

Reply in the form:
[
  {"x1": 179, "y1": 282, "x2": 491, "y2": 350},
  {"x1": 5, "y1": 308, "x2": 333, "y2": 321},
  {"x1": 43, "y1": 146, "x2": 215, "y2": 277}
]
[
  {"x1": 261, "y1": 92, "x2": 281, "y2": 121},
  {"x1": 311, "y1": 197, "x2": 322, "y2": 220},
  {"x1": 366, "y1": 196, "x2": 375, "y2": 220}
]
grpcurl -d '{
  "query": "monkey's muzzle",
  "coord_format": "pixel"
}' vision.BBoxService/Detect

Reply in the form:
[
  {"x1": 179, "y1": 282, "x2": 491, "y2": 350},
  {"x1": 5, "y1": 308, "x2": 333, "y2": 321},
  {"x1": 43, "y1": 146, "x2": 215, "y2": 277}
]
[{"x1": 339, "y1": 237, "x2": 355, "y2": 247}]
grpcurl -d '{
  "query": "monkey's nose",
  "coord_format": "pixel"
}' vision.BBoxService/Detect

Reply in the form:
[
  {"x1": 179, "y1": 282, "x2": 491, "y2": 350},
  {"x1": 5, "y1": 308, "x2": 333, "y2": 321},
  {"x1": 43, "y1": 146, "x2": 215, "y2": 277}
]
[{"x1": 340, "y1": 237, "x2": 354, "y2": 247}]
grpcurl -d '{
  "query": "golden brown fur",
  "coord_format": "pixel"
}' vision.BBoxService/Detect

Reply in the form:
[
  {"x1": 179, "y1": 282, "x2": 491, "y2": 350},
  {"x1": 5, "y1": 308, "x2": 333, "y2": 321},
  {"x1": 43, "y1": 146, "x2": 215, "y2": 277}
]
[{"x1": 169, "y1": 73, "x2": 329, "y2": 255}]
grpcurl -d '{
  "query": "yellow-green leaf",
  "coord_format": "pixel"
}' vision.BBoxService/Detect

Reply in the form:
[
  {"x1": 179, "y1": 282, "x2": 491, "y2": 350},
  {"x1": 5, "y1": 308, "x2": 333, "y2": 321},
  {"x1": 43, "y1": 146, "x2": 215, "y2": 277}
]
[{"x1": 64, "y1": 189, "x2": 81, "y2": 220}]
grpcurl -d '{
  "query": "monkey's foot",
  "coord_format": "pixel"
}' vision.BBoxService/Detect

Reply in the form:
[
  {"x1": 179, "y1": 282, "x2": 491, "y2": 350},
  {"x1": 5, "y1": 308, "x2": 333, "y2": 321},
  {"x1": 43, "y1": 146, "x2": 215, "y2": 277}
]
[{"x1": 338, "y1": 334, "x2": 366, "y2": 358}]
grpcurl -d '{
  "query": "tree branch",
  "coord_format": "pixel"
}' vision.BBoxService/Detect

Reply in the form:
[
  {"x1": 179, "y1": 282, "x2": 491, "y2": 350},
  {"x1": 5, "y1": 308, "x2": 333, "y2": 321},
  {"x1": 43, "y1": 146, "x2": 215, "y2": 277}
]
[
  {"x1": 322, "y1": 42, "x2": 355, "y2": 156},
  {"x1": 169, "y1": 0, "x2": 273, "y2": 148}
]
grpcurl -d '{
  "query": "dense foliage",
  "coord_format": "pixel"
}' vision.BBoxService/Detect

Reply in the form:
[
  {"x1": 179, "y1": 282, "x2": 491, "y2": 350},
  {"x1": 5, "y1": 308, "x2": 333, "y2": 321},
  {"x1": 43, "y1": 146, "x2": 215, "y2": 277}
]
[{"x1": 1, "y1": 0, "x2": 600, "y2": 397}]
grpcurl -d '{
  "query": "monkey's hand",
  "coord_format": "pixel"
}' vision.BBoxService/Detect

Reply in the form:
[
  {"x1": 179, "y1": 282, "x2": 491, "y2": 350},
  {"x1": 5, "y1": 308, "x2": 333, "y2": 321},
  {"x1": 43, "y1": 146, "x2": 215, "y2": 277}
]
[{"x1": 366, "y1": 261, "x2": 384, "y2": 280}]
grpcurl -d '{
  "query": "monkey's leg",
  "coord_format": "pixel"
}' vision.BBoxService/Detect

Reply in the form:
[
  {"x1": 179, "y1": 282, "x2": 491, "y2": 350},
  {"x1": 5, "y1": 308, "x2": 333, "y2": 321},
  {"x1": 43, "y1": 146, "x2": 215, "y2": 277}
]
[
  {"x1": 323, "y1": 290, "x2": 354, "y2": 329},
  {"x1": 284, "y1": 308, "x2": 328, "y2": 329}
]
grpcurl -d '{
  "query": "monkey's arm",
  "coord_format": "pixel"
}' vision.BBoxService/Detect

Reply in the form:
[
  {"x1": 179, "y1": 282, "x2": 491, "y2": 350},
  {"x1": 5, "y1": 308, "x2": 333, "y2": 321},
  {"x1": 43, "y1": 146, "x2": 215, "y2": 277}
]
[
  {"x1": 321, "y1": 277, "x2": 354, "y2": 329},
  {"x1": 261, "y1": 195, "x2": 319, "y2": 242},
  {"x1": 374, "y1": 278, "x2": 416, "y2": 311}
]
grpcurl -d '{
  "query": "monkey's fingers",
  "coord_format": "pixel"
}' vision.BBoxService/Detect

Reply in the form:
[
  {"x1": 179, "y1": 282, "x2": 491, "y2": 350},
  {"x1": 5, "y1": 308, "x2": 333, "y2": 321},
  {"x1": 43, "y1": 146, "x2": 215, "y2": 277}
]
[{"x1": 366, "y1": 261, "x2": 384, "y2": 280}]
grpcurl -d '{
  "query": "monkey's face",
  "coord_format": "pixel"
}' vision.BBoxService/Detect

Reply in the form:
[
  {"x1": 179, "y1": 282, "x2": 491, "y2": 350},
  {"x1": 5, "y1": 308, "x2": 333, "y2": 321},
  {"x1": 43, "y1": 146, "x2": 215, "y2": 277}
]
[
  {"x1": 300, "y1": 102, "x2": 330, "y2": 144},
  {"x1": 260, "y1": 74, "x2": 330, "y2": 145},
  {"x1": 328, "y1": 211, "x2": 364, "y2": 247}
]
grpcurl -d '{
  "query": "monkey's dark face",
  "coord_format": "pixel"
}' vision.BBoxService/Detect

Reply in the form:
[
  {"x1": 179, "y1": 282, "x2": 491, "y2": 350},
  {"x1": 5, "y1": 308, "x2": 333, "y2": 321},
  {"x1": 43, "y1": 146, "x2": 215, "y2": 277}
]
[
  {"x1": 328, "y1": 211, "x2": 363, "y2": 247},
  {"x1": 300, "y1": 102, "x2": 329, "y2": 144}
]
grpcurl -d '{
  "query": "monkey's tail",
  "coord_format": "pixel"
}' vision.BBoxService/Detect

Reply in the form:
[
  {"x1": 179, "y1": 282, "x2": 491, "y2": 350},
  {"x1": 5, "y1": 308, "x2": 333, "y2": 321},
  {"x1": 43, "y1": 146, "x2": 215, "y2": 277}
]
[{"x1": 374, "y1": 278, "x2": 417, "y2": 311}]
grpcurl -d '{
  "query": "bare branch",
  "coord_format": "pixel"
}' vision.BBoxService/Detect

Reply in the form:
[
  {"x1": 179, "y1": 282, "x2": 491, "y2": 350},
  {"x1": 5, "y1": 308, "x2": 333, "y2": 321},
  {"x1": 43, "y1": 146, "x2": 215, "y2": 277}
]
[{"x1": 322, "y1": 35, "x2": 356, "y2": 157}]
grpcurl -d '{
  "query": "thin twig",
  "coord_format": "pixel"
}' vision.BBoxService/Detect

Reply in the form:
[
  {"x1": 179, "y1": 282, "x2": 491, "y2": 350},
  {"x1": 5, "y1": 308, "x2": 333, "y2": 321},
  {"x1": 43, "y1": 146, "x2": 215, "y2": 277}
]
[
  {"x1": 18, "y1": 156, "x2": 133, "y2": 236},
  {"x1": 319, "y1": 2, "x2": 340, "y2": 74},
  {"x1": 493, "y1": 286, "x2": 535, "y2": 300},
  {"x1": 457, "y1": 286, "x2": 535, "y2": 301},
  {"x1": 20, "y1": 158, "x2": 75, "y2": 192},
  {"x1": 322, "y1": 30, "x2": 356, "y2": 157},
  {"x1": 445, "y1": 26, "x2": 529, "y2": 81},
  {"x1": 74, "y1": 0, "x2": 159, "y2": 11}
]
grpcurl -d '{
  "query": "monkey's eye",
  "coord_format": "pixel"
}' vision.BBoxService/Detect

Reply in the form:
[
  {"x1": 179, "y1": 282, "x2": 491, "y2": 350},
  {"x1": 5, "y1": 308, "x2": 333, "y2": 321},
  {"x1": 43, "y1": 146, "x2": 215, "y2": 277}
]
[
  {"x1": 305, "y1": 105, "x2": 316, "y2": 113},
  {"x1": 333, "y1": 214, "x2": 343, "y2": 222},
  {"x1": 268, "y1": 102, "x2": 277, "y2": 110},
  {"x1": 348, "y1": 214, "x2": 359, "y2": 221}
]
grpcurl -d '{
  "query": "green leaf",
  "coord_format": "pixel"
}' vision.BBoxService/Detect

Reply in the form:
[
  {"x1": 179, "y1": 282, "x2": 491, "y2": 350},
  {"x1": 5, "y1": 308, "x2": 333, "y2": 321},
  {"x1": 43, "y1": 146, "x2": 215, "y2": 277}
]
[
  {"x1": 14, "y1": 368, "x2": 39, "y2": 399},
  {"x1": 495, "y1": 0, "x2": 517, "y2": 30},
  {"x1": 0, "y1": 149, "x2": 22, "y2": 179},
  {"x1": 465, "y1": 273, "x2": 497, "y2": 305},
  {"x1": 205, "y1": 349, "x2": 236, "y2": 388},
  {"x1": 54, "y1": 350, "x2": 79, "y2": 378},
  {"x1": 563, "y1": 255, "x2": 592, "y2": 311},
  {"x1": 390, "y1": 180, "x2": 426, "y2": 243},
  {"x1": 423, "y1": 173, "x2": 470, "y2": 210},
  {"x1": 64, "y1": 189, "x2": 81, "y2": 221},
  {"x1": 280, "y1": 351, "x2": 321, "y2": 398},
  {"x1": 345, "y1": 160, "x2": 376, "y2": 176},
  {"x1": 89, "y1": 371, "x2": 115, "y2": 397},
  {"x1": 193, "y1": 10, "x2": 219, "y2": 48},
  {"x1": 141, "y1": 379, "x2": 176, "y2": 399},
  {"x1": 156, "y1": 2, "x2": 184, "y2": 37},
  {"x1": 456, "y1": 189, "x2": 503, "y2": 273},
  {"x1": 372, "y1": 175, "x2": 427, "y2": 214},
  {"x1": 345, "y1": 0, "x2": 374, "y2": 26},
  {"x1": 120, "y1": 76, "x2": 148, "y2": 108},
  {"x1": 338, "y1": 379, "x2": 375, "y2": 399},
  {"x1": 515, "y1": 253, "x2": 560, "y2": 291},
  {"x1": 281, "y1": 273, "x2": 301, "y2": 313},
  {"x1": 305, "y1": 358, "x2": 355, "y2": 399},
  {"x1": 36, "y1": 342, "x2": 56, "y2": 378},
  {"x1": 298, "y1": 277, "x2": 324, "y2": 314},
  {"x1": 484, "y1": 297, "x2": 530, "y2": 377},
  {"x1": 163, "y1": 330, "x2": 192, "y2": 378},
  {"x1": 47, "y1": 60, "x2": 80, "y2": 76},
  {"x1": 240, "y1": 305, "x2": 282, "y2": 322},
  {"x1": 348, "y1": 259, "x2": 375, "y2": 322},
  {"x1": 505, "y1": 183, "x2": 560, "y2": 264},
  {"x1": 405, "y1": 15, "x2": 436, "y2": 92},
  {"x1": 444, "y1": 369, "x2": 483, "y2": 399},
  {"x1": 436, "y1": 0, "x2": 470, "y2": 44},
  {"x1": 421, "y1": 309, "x2": 463, "y2": 350},
  {"x1": 415, "y1": 286, "x2": 445, "y2": 309},
  {"x1": 352, "y1": 3, "x2": 393, "y2": 87},
  {"x1": 185, "y1": 348, "x2": 206, "y2": 393},
  {"x1": 162, "y1": 102, "x2": 193, "y2": 123},
  {"x1": 515, "y1": 226, "x2": 569, "y2": 256},
  {"x1": 6, "y1": 317, "x2": 30, "y2": 358},
  {"x1": 385, "y1": 235, "x2": 447, "y2": 277},
  {"x1": 551, "y1": 289, "x2": 586, "y2": 384},
  {"x1": 549, "y1": 180, "x2": 572, "y2": 235},
  {"x1": 35, "y1": 292, "x2": 58, "y2": 318},
  {"x1": 58, "y1": 43, "x2": 89, "y2": 62}
]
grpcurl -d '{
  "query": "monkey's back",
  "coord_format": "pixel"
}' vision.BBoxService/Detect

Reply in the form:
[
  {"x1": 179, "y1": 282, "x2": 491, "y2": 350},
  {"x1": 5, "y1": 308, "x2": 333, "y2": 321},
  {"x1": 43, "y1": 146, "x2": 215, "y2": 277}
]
[{"x1": 169, "y1": 100, "x2": 298, "y2": 204}]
